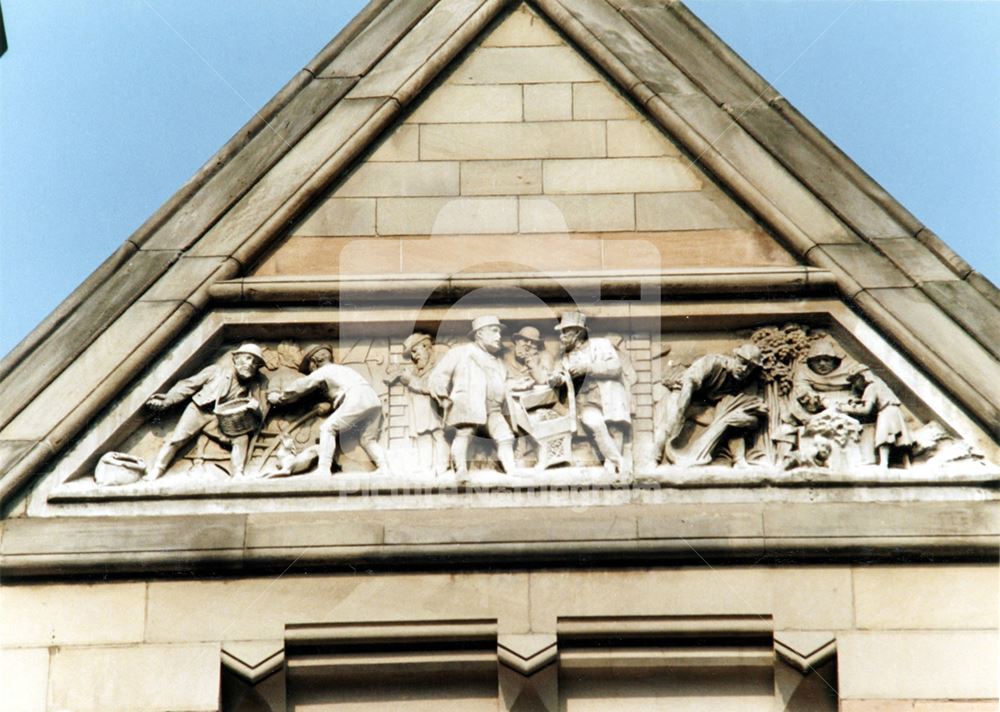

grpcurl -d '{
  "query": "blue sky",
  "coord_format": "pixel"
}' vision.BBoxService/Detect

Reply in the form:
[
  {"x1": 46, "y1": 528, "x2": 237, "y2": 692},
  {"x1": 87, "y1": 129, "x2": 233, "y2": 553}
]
[{"x1": 1, "y1": 1, "x2": 997, "y2": 357}]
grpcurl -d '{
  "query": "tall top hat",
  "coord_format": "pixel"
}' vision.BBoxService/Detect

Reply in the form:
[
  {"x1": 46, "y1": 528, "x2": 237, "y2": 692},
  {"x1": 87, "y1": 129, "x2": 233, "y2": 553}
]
[
  {"x1": 554, "y1": 311, "x2": 588, "y2": 332},
  {"x1": 468, "y1": 315, "x2": 505, "y2": 337}
]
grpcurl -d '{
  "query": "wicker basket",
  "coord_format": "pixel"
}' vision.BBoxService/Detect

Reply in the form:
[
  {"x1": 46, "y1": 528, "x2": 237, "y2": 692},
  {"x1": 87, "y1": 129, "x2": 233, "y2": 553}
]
[{"x1": 213, "y1": 397, "x2": 262, "y2": 437}]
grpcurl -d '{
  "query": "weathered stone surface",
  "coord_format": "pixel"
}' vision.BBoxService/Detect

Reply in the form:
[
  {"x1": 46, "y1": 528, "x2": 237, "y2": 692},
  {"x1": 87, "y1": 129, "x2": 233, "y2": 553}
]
[
  {"x1": 607, "y1": 119, "x2": 679, "y2": 157},
  {"x1": 838, "y1": 631, "x2": 999, "y2": 699},
  {"x1": 406, "y1": 84, "x2": 523, "y2": 123},
  {"x1": 400, "y1": 233, "x2": 603, "y2": 272},
  {"x1": 0, "y1": 647, "x2": 48, "y2": 712},
  {"x1": 523, "y1": 82, "x2": 573, "y2": 122},
  {"x1": 368, "y1": 123, "x2": 419, "y2": 162},
  {"x1": 420, "y1": 121, "x2": 606, "y2": 160},
  {"x1": 573, "y1": 81, "x2": 637, "y2": 120},
  {"x1": 460, "y1": 160, "x2": 543, "y2": 195},
  {"x1": 254, "y1": 235, "x2": 401, "y2": 276},
  {"x1": 0, "y1": 439, "x2": 37, "y2": 475},
  {"x1": 145, "y1": 572, "x2": 530, "y2": 642},
  {"x1": 853, "y1": 565, "x2": 999, "y2": 630},
  {"x1": 812, "y1": 244, "x2": 914, "y2": 292},
  {"x1": 619, "y1": 2, "x2": 771, "y2": 106},
  {"x1": 519, "y1": 194, "x2": 634, "y2": 232},
  {"x1": 874, "y1": 237, "x2": 960, "y2": 284},
  {"x1": 320, "y1": 0, "x2": 439, "y2": 78},
  {"x1": 763, "y1": 502, "x2": 1000, "y2": 539},
  {"x1": 377, "y1": 196, "x2": 518, "y2": 234},
  {"x1": 292, "y1": 198, "x2": 377, "y2": 237},
  {"x1": 554, "y1": 0, "x2": 700, "y2": 97},
  {"x1": 637, "y1": 503, "x2": 763, "y2": 540},
  {"x1": 246, "y1": 512, "x2": 383, "y2": 549},
  {"x1": 383, "y1": 509, "x2": 635, "y2": 544},
  {"x1": 453, "y1": 46, "x2": 597, "y2": 84},
  {"x1": 346, "y1": 0, "x2": 494, "y2": 99},
  {"x1": 48, "y1": 643, "x2": 221, "y2": 712},
  {"x1": 141, "y1": 255, "x2": 234, "y2": 302},
  {"x1": 0, "y1": 582, "x2": 146, "y2": 646},
  {"x1": 334, "y1": 161, "x2": 460, "y2": 197},
  {"x1": 921, "y1": 279, "x2": 1000, "y2": 359},
  {"x1": 482, "y1": 4, "x2": 563, "y2": 47},
  {"x1": 543, "y1": 157, "x2": 700, "y2": 194},
  {"x1": 635, "y1": 190, "x2": 757, "y2": 231}
]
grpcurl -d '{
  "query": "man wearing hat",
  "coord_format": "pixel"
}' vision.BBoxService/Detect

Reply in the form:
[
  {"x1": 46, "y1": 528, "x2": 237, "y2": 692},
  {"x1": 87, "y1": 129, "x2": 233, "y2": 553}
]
[
  {"x1": 145, "y1": 343, "x2": 269, "y2": 480},
  {"x1": 507, "y1": 326, "x2": 554, "y2": 391},
  {"x1": 386, "y1": 332, "x2": 448, "y2": 476},
  {"x1": 549, "y1": 312, "x2": 631, "y2": 475},
  {"x1": 267, "y1": 344, "x2": 391, "y2": 476},
  {"x1": 429, "y1": 316, "x2": 517, "y2": 477},
  {"x1": 659, "y1": 342, "x2": 767, "y2": 466}
]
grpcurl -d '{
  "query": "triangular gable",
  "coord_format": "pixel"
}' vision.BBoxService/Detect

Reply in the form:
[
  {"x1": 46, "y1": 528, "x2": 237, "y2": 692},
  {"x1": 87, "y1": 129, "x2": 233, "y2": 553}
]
[{"x1": 1, "y1": 0, "x2": 997, "y2": 507}]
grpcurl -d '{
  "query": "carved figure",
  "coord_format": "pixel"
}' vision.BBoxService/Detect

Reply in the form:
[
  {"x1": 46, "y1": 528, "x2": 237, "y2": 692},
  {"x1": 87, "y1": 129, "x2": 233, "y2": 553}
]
[
  {"x1": 660, "y1": 343, "x2": 767, "y2": 466},
  {"x1": 429, "y1": 316, "x2": 517, "y2": 477},
  {"x1": 144, "y1": 343, "x2": 269, "y2": 480},
  {"x1": 838, "y1": 368, "x2": 912, "y2": 469},
  {"x1": 548, "y1": 312, "x2": 631, "y2": 475},
  {"x1": 386, "y1": 333, "x2": 448, "y2": 476},
  {"x1": 267, "y1": 345, "x2": 390, "y2": 475},
  {"x1": 507, "y1": 327, "x2": 554, "y2": 390}
]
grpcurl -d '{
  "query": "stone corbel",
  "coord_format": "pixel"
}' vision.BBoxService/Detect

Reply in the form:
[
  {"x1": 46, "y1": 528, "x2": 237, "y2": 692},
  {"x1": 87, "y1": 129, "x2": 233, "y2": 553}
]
[
  {"x1": 497, "y1": 634, "x2": 559, "y2": 712},
  {"x1": 774, "y1": 631, "x2": 837, "y2": 674},
  {"x1": 220, "y1": 640, "x2": 285, "y2": 685}
]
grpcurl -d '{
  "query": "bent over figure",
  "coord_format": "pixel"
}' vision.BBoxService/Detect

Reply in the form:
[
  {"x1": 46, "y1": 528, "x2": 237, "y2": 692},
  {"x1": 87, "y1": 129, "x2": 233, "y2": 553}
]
[{"x1": 267, "y1": 345, "x2": 390, "y2": 475}]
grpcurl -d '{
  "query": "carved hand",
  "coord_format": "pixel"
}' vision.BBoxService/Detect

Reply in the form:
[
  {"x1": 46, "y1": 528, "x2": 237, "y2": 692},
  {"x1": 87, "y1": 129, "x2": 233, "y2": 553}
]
[
  {"x1": 316, "y1": 402, "x2": 333, "y2": 416},
  {"x1": 266, "y1": 391, "x2": 283, "y2": 406},
  {"x1": 145, "y1": 394, "x2": 171, "y2": 412}
]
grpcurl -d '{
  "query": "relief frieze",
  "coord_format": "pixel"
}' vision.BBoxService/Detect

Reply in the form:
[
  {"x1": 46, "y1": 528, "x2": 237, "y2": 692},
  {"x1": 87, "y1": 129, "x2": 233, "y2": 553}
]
[{"x1": 65, "y1": 314, "x2": 994, "y2": 499}]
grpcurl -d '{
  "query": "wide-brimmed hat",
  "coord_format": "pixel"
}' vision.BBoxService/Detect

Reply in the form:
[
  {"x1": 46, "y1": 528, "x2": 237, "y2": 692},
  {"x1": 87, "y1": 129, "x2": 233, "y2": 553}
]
[
  {"x1": 733, "y1": 343, "x2": 763, "y2": 366},
  {"x1": 232, "y1": 343, "x2": 266, "y2": 365},
  {"x1": 402, "y1": 332, "x2": 433, "y2": 355},
  {"x1": 468, "y1": 315, "x2": 505, "y2": 338},
  {"x1": 298, "y1": 344, "x2": 333, "y2": 373},
  {"x1": 554, "y1": 311, "x2": 587, "y2": 332},
  {"x1": 511, "y1": 326, "x2": 543, "y2": 345}
]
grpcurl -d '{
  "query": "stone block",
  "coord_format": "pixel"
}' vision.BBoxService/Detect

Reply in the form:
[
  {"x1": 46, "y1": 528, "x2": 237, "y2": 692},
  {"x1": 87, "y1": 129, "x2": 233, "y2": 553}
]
[
  {"x1": 840, "y1": 703, "x2": 914, "y2": 712},
  {"x1": 420, "y1": 121, "x2": 605, "y2": 160},
  {"x1": 602, "y1": 230, "x2": 796, "y2": 270},
  {"x1": 245, "y1": 512, "x2": 384, "y2": 550},
  {"x1": 377, "y1": 196, "x2": 518, "y2": 235},
  {"x1": 763, "y1": 502, "x2": 1000, "y2": 539},
  {"x1": 921, "y1": 279, "x2": 1000, "y2": 359},
  {"x1": 542, "y1": 157, "x2": 700, "y2": 194},
  {"x1": 383, "y1": 509, "x2": 635, "y2": 545},
  {"x1": 853, "y1": 565, "x2": 999, "y2": 629},
  {"x1": 637, "y1": 503, "x2": 762, "y2": 540},
  {"x1": 292, "y1": 198, "x2": 376, "y2": 236},
  {"x1": 519, "y1": 195, "x2": 634, "y2": 233},
  {"x1": 523, "y1": 83, "x2": 572, "y2": 122},
  {"x1": 607, "y1": 119, "x2": 680, "y2": 157},
  {"x1": 453, "y1": 46, "x2": 598, "y2": 84},
  {"x1": 141, "y1": 255, "x2": 233, "y2": 302},
  {"x1": 482, "y1": 5, "x2": 563, "y2": 47},
  {"x1": 838, "y1": 631, "x2": 999, "y2": 700},
  {"x1": 146, "y1": 572, "x2": 530, "y2": 642},
  {"x1": 913, "y1": 703, "x2": 1000, "y2": 711},
  {"x1": 320, "y1": 0, "x2": 438, "y2": 78},
  {"x1": 0, "y1": 582, "x2": 146, "y2": 647},
  {"x1": 573, "y1": 81, "x2": 638, "y2": 120},
  {"x1": 635, "y1": 190, "x2": 756, "y2": 231},
  {"x1": 368, "y1": 124, "x2": 420, "y2": 162},
  {"x1": 253, "y1": 236, "x2": 401, "y2": 276},
  {"x1": 406, "y1": 84, "x2": 523, "y2": 124},
  {"x1": 0, "y1": 647, "x2": 48, "y2": 712},
  {"x1": 813, "y1": 244, "x2": 914, "y2": 291},
  {"x1": 333, "y1": 161, "x2": 460, "y2": 198},
  {"x1": 400, "y1": 233, "x2": 602, "y2": 273},
  {"x1": 48, "y1": 643, "x2": 220, "y2": 712},
  {"x1": 461, "y1": 160, "x2": 542, "y2": 195},
  {"x1": 873, "y1": 237, "x2": 959, "y2": 284}
]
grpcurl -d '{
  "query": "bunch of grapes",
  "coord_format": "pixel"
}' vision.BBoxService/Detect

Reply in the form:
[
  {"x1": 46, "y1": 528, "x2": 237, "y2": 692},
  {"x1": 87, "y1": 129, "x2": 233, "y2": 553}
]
[{"x1": 750, "y1": 323, "x2": 812, "y2": 395}]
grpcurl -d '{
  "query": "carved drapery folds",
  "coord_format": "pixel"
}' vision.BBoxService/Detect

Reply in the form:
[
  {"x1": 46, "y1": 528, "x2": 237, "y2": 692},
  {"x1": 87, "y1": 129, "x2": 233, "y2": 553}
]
[{"x1": 84, "y1": 316, "x2": 989, "y2": 491}]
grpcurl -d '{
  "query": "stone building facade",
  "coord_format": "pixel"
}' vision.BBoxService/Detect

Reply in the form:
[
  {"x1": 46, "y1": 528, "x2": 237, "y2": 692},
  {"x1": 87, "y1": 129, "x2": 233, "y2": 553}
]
[{"x1": 1, "y1": 2, "x2": 997, "y2": 710}]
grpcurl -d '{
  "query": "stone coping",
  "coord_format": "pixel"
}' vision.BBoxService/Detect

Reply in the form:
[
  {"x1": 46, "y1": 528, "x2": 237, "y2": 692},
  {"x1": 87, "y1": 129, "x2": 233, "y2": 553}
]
[{"x1": 2, "y1": 500, "x2": 996, "y2": 579}]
